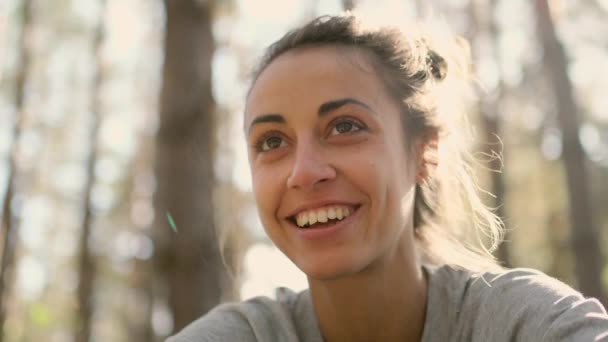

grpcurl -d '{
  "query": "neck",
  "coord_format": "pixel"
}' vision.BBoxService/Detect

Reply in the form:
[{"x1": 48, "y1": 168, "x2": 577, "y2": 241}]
[{"x1": 308, "y1": 234, "x2": 428, "y2": 342}]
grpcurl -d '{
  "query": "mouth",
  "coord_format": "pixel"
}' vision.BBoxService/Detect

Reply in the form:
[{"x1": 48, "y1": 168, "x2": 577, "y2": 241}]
[{"x1": 286, "y1": 204, "x2": 361, "y2": 229}]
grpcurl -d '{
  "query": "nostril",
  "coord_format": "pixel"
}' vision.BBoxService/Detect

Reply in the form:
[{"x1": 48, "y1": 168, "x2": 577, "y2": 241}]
[
  {"x1": 287, "y1": 155, "x2": 336, "y2": 189},
  {"x1": 288, "y1": 174, "x2": 334, "y2": 189},
  {"x1": 317, "y1": 178, "x2": 331, "y2": 184}
]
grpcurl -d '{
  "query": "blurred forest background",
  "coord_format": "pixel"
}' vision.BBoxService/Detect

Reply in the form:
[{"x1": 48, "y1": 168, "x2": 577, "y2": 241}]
[{"x1": 0, "y1": 0, "x2": 606, "y2": 341}]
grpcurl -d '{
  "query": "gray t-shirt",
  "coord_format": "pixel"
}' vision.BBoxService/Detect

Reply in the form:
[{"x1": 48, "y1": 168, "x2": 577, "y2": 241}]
[{"x1": 167, "y1": 265, "x2": 608, "y2": 341}]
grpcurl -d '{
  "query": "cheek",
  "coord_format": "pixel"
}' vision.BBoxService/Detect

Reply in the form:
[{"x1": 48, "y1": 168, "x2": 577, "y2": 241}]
[
  {"x1": 251, "y1": 164, "x2": 285, "y2": 223},
  {"x1": 357, "y1": 143, "x2": 413, "y2": 216},
  {"x1": 337, "y1": 146, "x2": 391, "y2": 200}
]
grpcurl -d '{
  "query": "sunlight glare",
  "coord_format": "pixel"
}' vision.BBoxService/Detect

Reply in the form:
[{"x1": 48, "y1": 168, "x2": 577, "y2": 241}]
[
  {"x1": 20, "y1": 195, "x2": 52, "y2": 250},
  {"x1": 241, "y1": 243, "x2": 307, "y2": 300},
  {"x1": 16, "y1": 255, "x2": 47, "y2": 300},
  {"x1": 541, "y1": 128, "x2": 562, "y2": 161}
]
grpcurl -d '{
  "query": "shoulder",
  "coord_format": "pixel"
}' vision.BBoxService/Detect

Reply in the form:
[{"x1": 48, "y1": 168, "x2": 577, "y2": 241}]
[
  {"x1": 166, "y1": 301, "x2": 257, "y2": 342},
  {"x1": 167, "y1": 288, "x2": 309, "y2": 342},
  {"x1": 426, "y1": 264, "x2": 608, "y2": 341},
  {"x1": 472, "y1": 267, "x2": 608, "y2": 341}
]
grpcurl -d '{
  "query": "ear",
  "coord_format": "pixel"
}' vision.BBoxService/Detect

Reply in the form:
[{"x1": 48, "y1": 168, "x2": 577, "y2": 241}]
[{"x1": 415, "y1": 132, "x2": 439, "y2": 184}]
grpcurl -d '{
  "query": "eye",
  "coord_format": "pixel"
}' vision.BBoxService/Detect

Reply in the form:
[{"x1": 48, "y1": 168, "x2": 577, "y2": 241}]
[
  {"x1": 256, "y1": 134, "x2": 287, "y2": 152},
  {"x1": 329, "y1": 118, "x2": 365, "y2": 136}
]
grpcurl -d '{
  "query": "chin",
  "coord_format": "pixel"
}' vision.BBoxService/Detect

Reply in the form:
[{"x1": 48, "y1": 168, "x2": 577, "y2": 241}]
[{"x1": 296, "y1": 252, "x2": 368, "y2": 281}]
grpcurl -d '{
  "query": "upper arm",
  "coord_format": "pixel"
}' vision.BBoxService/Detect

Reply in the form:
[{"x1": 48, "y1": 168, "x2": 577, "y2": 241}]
[
  {"x1": 541, "y1": 297, "x2": 608, "y2": 341},
  {"x1": 468, "y1": 269, "x2": 608, "y2": 341}
]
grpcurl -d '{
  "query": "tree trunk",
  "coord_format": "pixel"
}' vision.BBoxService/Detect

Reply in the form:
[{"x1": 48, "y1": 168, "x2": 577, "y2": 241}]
[
  {"x1": 342, "y1": 0, "x2": 355, "y2": 11},
  {"x1": 0, "y1": 1, "x2": 32, "y2": 340},
  {"x1": 154, "y1": 0, "x2": 231, "y2": 333},
  {"x1": 467, "y1": 0, "x2": 510, "y2": 267},
  {"x1": 75, "y1": 2, "x2": 106, "y2": 341},
  {"x1": 483, "y1": 114, "x2": 509, "y2": 266},
  {"x1": 128, "y1": 119, "x2": 156, "y2": 342},
  {"x1": 485, "y1": 0, "x2": 509, "y2": 267},
  {"x1": 129, "y1": 258, "x2": 155, "y2": 342},
  {"x1": 534, "y1": 0, "x2": 606, "y2": 304}
]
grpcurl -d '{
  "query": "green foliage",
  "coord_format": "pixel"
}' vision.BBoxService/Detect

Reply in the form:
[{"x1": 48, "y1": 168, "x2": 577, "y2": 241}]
[{"x1": 28, "y1": 302, "x2": 51, "y2": 327}]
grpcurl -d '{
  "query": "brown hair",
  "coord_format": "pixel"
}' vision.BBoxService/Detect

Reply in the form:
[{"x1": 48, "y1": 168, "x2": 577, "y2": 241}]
[{"x1": 249, "y1": 14, "x2": 504, "y2": 272}]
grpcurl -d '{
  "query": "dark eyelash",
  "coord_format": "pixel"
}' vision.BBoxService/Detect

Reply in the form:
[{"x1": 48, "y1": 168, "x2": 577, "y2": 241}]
[
  {"x1": 252, "y1": 131, "x2": 282, "y2": 152},
  {"x1": 331, "y1": 117, "x2": 367, "y2": 131},
  {"x1": 251, "y1": 117, "x2": 365, "y2": 152}
]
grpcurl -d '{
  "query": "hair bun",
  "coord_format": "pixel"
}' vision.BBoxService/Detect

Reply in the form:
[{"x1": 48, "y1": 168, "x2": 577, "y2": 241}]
[{"x1": 426, "y1": 50, "x2": 447, "y2": 81}]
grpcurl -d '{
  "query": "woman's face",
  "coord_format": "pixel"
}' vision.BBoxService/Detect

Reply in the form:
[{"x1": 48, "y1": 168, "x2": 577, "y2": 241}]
[{"x1": 245, "y1": 46, "x2": 419, "y2": 280}]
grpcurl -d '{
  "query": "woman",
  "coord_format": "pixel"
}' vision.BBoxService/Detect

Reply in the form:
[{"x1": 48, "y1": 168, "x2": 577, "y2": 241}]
[{"x1": 169, "y1": 14, "x2": 608, "y2": 341}]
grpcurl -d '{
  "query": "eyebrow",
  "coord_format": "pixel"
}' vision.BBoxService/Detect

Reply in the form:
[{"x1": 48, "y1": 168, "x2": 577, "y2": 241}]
[
  {"x1": 247, "y1": 97, "x2": 375, "y2": 134},
  {"x1": 248, "y1": 114, "x2": 285, "y2": 133},
  {"x1": 318, "y1": 97, "x2": 375, "y2": 117}
]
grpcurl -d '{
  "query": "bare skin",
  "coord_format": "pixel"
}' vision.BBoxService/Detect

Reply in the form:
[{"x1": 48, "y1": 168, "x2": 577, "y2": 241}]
[
  {"x1": 245, "y1": 46, "x2": 431, "y2": 341},
  {"x1": 309, "y1": 231, "x2": 428, "y2": 342}
]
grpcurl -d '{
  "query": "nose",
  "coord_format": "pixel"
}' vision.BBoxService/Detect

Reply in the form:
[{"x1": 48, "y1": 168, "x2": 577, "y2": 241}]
[{"x1": 286, "y1": 141, "x2": 336, "y2": 190}]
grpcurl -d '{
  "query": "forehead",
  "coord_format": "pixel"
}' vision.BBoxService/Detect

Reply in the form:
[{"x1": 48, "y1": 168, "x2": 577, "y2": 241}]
[{"x1": 245, "y1": 46, "x2": 395, "y2": 120}]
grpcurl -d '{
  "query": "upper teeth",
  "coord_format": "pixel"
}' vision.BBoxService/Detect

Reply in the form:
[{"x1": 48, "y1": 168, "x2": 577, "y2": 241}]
[{"x1": 294, "y1": 206, "x2": 353, "y2": 228}]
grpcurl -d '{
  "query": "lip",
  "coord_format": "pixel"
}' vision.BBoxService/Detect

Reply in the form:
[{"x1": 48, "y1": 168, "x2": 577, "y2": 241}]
[
  {"x1": 284, "y1": 200, "x2": 360, "y2": 219},
  {"x1": 289, "y1": 204, "x2": 362, "y2": 241}
]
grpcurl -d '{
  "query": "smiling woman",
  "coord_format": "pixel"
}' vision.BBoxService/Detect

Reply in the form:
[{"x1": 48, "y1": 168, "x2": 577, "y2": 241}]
[{"x1": 168, "y1": 13, "x2": 608, "y2": 342}]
